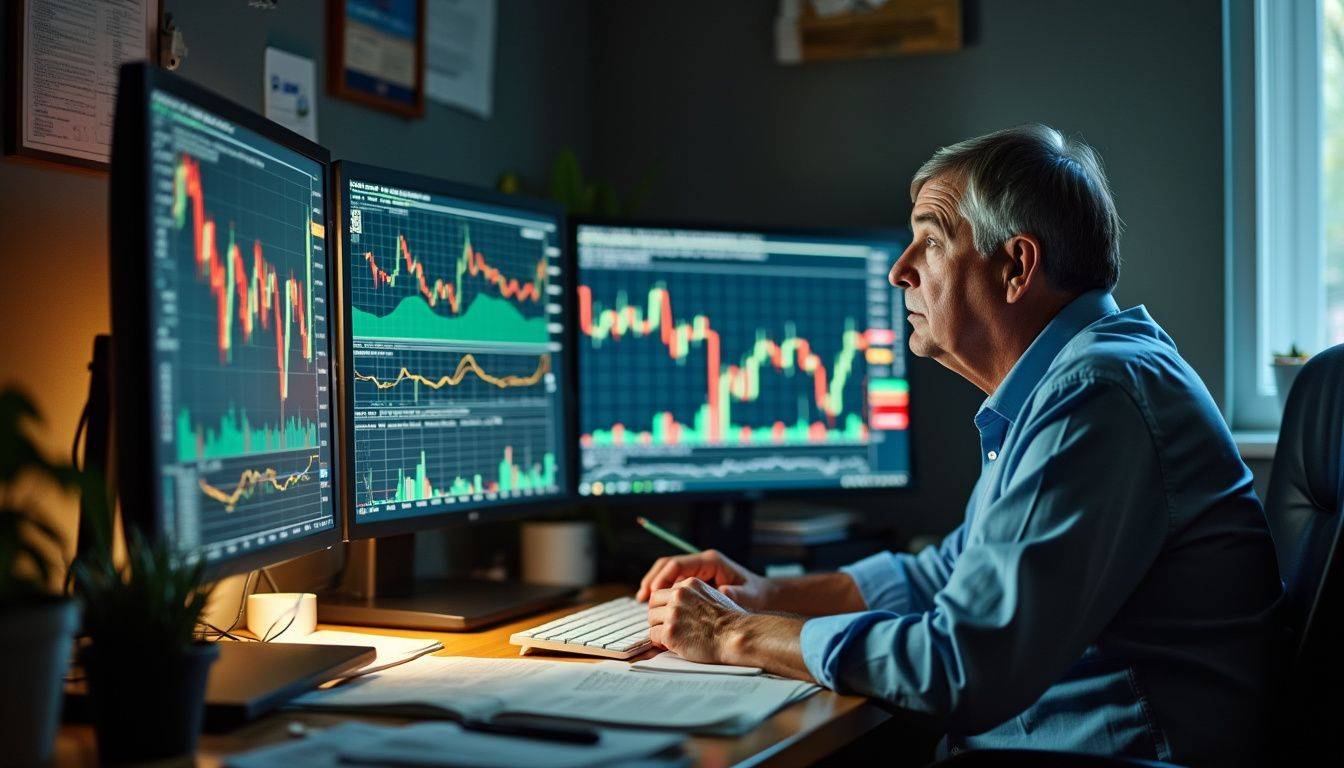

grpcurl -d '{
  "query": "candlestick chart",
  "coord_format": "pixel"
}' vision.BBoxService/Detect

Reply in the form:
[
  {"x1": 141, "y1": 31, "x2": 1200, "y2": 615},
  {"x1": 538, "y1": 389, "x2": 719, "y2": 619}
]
[
  {"x1": 576, "y1": 226, "x2": 911, "y2": 496},
  {"x1": 146, "y1": 90, "x2": 337, "y2": 561},
  {"x1": 343, "y1": 176, "x2": 568, "y2": 525}
]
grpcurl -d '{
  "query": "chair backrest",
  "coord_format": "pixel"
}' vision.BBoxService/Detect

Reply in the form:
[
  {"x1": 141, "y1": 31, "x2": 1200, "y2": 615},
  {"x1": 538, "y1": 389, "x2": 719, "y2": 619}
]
[{"x1": 1264, "y1": 343, "x2": 1344, "y2": 731}]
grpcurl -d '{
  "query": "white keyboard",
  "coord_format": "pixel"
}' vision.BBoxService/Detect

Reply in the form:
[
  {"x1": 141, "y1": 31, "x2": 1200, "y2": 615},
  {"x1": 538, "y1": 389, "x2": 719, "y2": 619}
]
[{"x1": 509, "y1": 597, "x2": 653, "y2": 659}]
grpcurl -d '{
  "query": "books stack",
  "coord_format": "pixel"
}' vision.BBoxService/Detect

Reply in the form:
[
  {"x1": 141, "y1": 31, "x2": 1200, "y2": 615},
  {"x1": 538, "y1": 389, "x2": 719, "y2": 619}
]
[
  {"x1": 752, "y1": 506, "x2": 889, "y2": 573},
  {"x1": 752, "y1": 507, "x2": 857, "y2": 546}
]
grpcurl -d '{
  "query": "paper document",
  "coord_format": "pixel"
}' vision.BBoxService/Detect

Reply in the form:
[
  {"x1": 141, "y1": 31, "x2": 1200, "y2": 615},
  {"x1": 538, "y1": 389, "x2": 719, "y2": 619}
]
[
  {"x1": 20, "y1": 0, "x2": 155, "y2": 164},
  {"x1": 632, "y1": 651, "x2": 762, "y2": 676},
  {"x1": 425, "y1": 0, "x2": 496, "y2": 117},
  {"x1": 342, "y1": 722, "x2": 682, "y2": 768},
  {"x1": 263, "y1": 47, "x2": 318, "y2": 140},
  {"x1": 225, "y1": 721, "x2": 682, "y2": 768},
  {"x1": 275, "y1": 629, "x2": 442, "y2": 680},
  {"x1": 226, "y1": 722, "x2": 387, "y2": 768},
  {"x1": 293, "y1": 655, "x2": 819, "y2": 734}
]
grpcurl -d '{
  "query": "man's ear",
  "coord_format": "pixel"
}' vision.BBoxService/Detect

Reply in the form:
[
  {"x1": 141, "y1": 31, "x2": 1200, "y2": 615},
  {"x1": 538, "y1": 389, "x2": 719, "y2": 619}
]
[{"x1": 1002, "y1": 234, "x2": 1043, "y2": 304}]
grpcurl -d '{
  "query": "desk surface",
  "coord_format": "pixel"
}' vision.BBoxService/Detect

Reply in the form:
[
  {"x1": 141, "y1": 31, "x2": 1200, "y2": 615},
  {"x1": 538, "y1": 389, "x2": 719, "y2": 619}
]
[{"x1": 56, "y1": 585, "x2": 889, "y2": 767}]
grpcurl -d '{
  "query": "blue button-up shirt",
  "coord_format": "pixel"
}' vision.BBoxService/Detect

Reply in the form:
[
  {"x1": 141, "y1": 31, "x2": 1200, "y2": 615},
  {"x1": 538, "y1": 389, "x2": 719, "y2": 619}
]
[{"x1": 800, "y1": 291, "x2": 1283, "y2": 765}]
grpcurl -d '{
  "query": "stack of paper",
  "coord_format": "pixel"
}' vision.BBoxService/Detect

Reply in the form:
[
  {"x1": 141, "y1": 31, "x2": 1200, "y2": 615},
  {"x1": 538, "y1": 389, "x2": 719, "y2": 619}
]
[
  {"x1": 631, "y1": 651, "x2": 762, "y2": 676},
  {"x1": 275, "y1": 629, "x2": 443, "y2": 681},
  {"x1": 292, "y1": 655, "x2": 820, "y2": 735},
  {"x1": 226, "y1": 721, "x2": 683, "y2": 768}
]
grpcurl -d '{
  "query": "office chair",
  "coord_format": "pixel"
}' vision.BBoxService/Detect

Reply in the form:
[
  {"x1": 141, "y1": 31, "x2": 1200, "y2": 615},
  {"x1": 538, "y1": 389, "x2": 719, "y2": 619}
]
[{"x1": 1262, "y1": 342, "x2": 1344, "y2": 761}]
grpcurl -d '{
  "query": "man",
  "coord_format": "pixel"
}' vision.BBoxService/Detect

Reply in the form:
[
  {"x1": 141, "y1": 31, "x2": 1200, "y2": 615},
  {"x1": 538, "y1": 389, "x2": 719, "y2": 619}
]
[{"x1": 637, "y1": 125, "x2": 1283, "y2": 765}]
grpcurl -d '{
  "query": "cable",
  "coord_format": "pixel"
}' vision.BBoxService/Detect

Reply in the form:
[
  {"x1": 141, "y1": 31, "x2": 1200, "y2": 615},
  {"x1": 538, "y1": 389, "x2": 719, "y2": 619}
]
[
  {"x1": 196, "y1": 620, "x2": 256, "y2": 643},
  {"x1": 195, "y1": 569, "x2": 256, "y2": 641},
  {"x1": 71, "y1": 399, "x2": 88, "y2": 470},
  {"x1": 261, "y1": 591, "x2": 304, "y2": 642},
  {"x1": 260, "y1": 566, "x2": 281, "y2": 593},
  {"x1": 258, "y1": 564, "x2": 303, "y2": 642}
]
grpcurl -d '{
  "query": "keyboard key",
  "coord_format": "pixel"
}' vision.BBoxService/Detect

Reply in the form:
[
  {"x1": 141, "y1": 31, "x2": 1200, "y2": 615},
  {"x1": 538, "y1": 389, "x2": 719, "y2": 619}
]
[{"x1": 510, "y1": 597, "x2": 656, "y2": 659}]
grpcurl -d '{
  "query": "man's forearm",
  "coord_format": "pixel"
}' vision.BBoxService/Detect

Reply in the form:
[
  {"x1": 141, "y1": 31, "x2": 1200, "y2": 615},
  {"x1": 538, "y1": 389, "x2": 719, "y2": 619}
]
[
  {"x1": 724, "y1": 613, "x2": 813, "y2": 681},
  {"x1": 765, "y1": 571, "x2": 867, "y2": 616}
]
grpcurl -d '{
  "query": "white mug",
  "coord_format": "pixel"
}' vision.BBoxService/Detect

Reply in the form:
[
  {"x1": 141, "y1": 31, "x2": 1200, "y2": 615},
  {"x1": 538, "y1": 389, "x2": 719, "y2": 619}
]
[
  {"x1": 246, "y1": 592, "x2": 317, "y2": 641},
  {"x1": 521, "y1": 521, "x2": 597, "y2": 587}
]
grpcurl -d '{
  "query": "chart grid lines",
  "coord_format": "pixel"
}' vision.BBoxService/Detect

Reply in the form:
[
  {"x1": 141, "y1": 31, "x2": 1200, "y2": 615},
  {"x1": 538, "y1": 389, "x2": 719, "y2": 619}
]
[
  {"x1": 577, "y1": 226, "x2": 911, "y2": 496},
  {"x1": 148, "y1": 89, "x2": 338, "y2": 563},
  {"x1": 344, "y1": 175, "x2": 568, "y2": 525}
]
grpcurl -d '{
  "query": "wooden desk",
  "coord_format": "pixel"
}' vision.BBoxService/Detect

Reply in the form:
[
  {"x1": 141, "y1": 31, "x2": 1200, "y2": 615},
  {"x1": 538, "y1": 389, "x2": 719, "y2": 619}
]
[{"x1": 55, "y1": 585, "x2": 890, "y2": 767}]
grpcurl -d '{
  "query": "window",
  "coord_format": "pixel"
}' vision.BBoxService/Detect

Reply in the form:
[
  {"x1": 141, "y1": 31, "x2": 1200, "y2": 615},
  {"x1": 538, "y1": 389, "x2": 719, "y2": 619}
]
[
  {"x1": 1327, "y1": 1, "x2": 1344, "y2": 345},
  {"x1": 1226, "y1": 0, "x2": 1344, "y2": 430}
]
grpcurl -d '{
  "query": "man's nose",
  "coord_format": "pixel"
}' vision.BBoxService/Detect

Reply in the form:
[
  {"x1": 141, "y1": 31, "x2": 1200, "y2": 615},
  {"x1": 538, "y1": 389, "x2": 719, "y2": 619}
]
[{"x1": 889, "y1": 249, "x2": 917, "y2": 289}]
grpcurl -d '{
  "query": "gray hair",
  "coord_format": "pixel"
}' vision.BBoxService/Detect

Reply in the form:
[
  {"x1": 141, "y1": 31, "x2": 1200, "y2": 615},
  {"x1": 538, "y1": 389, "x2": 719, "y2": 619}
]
[{"x1": 910, "y1": 124, "x2": 1122, "y2": 293}]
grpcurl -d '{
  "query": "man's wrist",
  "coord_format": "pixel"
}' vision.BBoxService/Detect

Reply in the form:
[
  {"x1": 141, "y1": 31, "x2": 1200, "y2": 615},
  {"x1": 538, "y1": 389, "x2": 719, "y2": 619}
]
[{"x1": 721, "y1": 613, "x2": 805, "y2": 670}]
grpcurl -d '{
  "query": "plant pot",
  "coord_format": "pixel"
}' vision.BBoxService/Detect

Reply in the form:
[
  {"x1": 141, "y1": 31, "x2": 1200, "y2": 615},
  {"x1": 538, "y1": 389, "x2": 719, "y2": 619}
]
[
  {"x1": 0, "y1": 597, "x2": 80, "y2": 766},
  {"x1": 1272, "y1": 357, "x2": 1310, "y2": 410},
  {"x1": 83, "y1": 640, "x2": 220, "y2": 763}
]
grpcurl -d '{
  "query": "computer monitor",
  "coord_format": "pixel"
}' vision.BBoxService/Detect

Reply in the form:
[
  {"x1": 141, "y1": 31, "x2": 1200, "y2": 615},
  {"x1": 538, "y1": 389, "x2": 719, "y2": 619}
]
[
  {"x1": 108, "y1": 63, "x2": 370, "y2": 722},
  {"x1": 320, "y1": 162, "x2": 577, "y2": 630},
  {"x1": 110, "y1": 64, "x2": 342, "y2": 574},
  {"x1": 333, "y1": 162, "x2": 572, "y2": 539},
  {"x1": 574, "y1": 222, "x2": 913, "y2": 499}
]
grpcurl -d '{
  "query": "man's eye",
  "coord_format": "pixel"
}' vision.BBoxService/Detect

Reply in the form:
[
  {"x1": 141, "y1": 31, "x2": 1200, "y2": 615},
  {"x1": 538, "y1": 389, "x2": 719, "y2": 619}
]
[{"x1": 925, "y1": 236, "x2": 939, "y2": 249}]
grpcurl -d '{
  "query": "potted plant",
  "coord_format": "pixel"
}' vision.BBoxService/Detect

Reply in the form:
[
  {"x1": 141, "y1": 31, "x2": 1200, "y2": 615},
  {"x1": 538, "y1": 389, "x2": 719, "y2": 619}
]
[
  {"x1": 1272, "y1": 343, "x2": 1312, "y2": 409},
  {"x1": 0, "y1": 390, "x2": 84, "y2": 766},
  {"x1": 69, "y1": 481, "x2": 217, "y2": 762}
]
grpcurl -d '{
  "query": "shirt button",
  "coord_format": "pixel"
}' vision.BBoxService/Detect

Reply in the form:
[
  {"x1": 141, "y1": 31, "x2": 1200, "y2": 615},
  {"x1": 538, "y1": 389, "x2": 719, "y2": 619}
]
[{"x1": 987, "y1": 450, "x2": 998, "y2": 461}]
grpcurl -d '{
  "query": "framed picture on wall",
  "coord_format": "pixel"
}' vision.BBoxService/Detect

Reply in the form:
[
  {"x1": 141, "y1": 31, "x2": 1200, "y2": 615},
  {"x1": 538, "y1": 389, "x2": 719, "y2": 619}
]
[
  {"x1": 4, "y1": 0, "x2": 160, "y2": 170},
  {"x1": 327, "y1": 0, "x2": 426, "y2": 119}
]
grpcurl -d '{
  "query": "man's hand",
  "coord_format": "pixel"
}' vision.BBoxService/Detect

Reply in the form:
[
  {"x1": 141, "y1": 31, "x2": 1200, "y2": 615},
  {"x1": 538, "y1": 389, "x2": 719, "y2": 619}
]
[
  {"x1": 647, "y1": 577, "x2": 814, "y2": 680},
  {"x1": 635, "y1": 549, "x2": 776, "y2": 610},
  {"x1": 646, "y1": 577, "x2": 748, "y2": 664}
]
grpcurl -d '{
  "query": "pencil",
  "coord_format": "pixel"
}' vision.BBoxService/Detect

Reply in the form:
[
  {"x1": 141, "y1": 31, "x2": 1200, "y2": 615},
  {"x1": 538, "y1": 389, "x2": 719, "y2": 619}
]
[{"x1": 635, "y1": 516, "x2": 701, "y2": 555}]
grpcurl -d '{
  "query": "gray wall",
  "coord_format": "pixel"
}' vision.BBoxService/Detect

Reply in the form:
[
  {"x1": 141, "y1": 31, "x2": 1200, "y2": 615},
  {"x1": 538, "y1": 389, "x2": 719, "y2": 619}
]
[
  {"x1": 0, "y1": 0, "x2": 592, "y2": 591},
  {"x1": 589, "y1": 0, "x2": 1227, "y2": 533},
  {"x1": 0, "y1": 0, "x2": 1244, "y2": 581},
  {"x1": 165, "y1": 0, "x2": 592, "y2": 187}
]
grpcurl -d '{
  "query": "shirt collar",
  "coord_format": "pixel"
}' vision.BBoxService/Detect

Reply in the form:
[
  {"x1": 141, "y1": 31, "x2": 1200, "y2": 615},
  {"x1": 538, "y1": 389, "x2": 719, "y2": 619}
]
[{"x1": 977, "y1": 290, "x2": 1120, "y2": 429}]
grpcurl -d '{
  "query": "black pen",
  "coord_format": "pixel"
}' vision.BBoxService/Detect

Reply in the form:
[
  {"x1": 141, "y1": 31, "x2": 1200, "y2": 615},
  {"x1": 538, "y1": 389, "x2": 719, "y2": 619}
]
[{"x1": 460, "y1": 718, "x2": 601, "y2": 744}]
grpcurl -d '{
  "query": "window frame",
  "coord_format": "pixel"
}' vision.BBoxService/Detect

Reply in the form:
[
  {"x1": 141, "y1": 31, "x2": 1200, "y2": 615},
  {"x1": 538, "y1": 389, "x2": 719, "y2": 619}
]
[{"x1": 1226, "y1": 0, "x2": 1328, "y2": 432}]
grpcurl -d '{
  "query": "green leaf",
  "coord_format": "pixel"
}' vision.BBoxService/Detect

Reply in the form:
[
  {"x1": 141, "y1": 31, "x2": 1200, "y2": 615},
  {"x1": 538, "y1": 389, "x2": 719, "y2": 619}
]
[{"x1": 548, "y1": 149, "x2": 588, "y2": 214}]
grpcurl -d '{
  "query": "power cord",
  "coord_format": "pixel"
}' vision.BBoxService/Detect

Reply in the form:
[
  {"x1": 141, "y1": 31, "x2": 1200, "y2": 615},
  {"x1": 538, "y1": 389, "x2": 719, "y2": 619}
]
[
  {"x1": 194, "y1": 569, "x2": 256, "y2": 642},
  {"x1": 260, "y1": 566, "x2": 281, "y2": 593},
  {"x1": 192, "y1": 567, "x2": 306, "y2": 643}
]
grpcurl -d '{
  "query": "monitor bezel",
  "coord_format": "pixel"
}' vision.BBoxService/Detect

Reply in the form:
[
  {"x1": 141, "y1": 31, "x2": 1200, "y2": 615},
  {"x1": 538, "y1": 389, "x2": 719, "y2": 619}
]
[
  {"x1": 109, "y1": 62, "x2": 344, "y2": 578},
  {"x1": 332, "y1": 160, "x2": 576, "y2": 542},
  {"x1": 569, "y1": 216, "x2": 917, "y2": 503}
]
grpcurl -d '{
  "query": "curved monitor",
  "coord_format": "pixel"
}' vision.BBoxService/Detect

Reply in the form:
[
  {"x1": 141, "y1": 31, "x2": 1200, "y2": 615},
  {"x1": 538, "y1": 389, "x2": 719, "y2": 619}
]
[
  {"x1": 109, "y1": 63, "x2": 341, "y2": 576},
  {"x1": 574, "y1": 222, "x2": 913, "y2": 499},
  {"x1": 333, "y1": 162, "x2": 572, "y2": 539}
]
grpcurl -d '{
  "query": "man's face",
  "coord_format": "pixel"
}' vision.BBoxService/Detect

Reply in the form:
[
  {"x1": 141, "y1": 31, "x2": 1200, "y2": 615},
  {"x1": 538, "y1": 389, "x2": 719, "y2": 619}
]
[{"x1": 889, "y1": 175, "x2": 1004, "y2": 363}]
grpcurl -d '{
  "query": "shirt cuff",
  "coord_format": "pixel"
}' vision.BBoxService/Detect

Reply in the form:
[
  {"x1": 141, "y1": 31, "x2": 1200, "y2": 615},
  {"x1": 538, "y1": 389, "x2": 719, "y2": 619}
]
[
  {"x1": 841, "y1": 552, "x2": 913, "y2": 614},
  {"x1": 801, "y1": 611, "x2": 891, "y2": 691}
]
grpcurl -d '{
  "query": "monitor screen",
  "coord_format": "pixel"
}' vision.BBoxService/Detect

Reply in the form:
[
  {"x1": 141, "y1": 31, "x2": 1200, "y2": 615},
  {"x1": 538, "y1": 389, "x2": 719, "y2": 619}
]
[
  {"x1": 339, "y1": 166, "x2": 569, "y2": 532},
  {"x1": 575, "y1": 224, "x2": 912, "y2": 497},
  {"x1": 138, "y1": 82, "x2": 339, "y2": 565}
]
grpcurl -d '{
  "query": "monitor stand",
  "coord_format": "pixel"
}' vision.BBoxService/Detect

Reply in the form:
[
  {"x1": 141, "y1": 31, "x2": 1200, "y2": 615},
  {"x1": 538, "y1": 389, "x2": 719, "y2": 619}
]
[
  {"x1": 71, "y1": 335, "x2": 377, "y2": 728},
  {"x1": 317, "y1": 535, "x2": 580, "y2": 631}
]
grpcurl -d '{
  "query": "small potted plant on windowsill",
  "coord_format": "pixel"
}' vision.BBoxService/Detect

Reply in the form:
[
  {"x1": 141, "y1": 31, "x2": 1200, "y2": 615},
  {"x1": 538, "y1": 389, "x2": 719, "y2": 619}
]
[
  {"x1": 1272, "y1": 343, "x2": 1312, "y2": 409},
  {"x1": 70, "y1": 483, "x2": 216, "y2": 762},
  {"x1": 0, "y1": 390, "x2": 84, "y2": 766}
]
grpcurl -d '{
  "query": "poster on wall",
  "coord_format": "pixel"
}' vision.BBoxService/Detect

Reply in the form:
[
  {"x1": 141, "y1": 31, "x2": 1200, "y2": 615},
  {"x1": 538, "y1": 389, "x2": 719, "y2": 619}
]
[
  {"x1": 774, "y1": 0, "x2": 961, "y2": 65},
  {"x1": 327, "y1": 0, "x2": 426, "y2": 118},
  {"x1": 264, "y1": 47, "x2": 319, "y2": 141},
  {"x1": 4, "y1": 0, "x2": 160, "y2": 170},
  {"x1": 425, "y1": 0, "x2": 496, "y2": 119}
]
